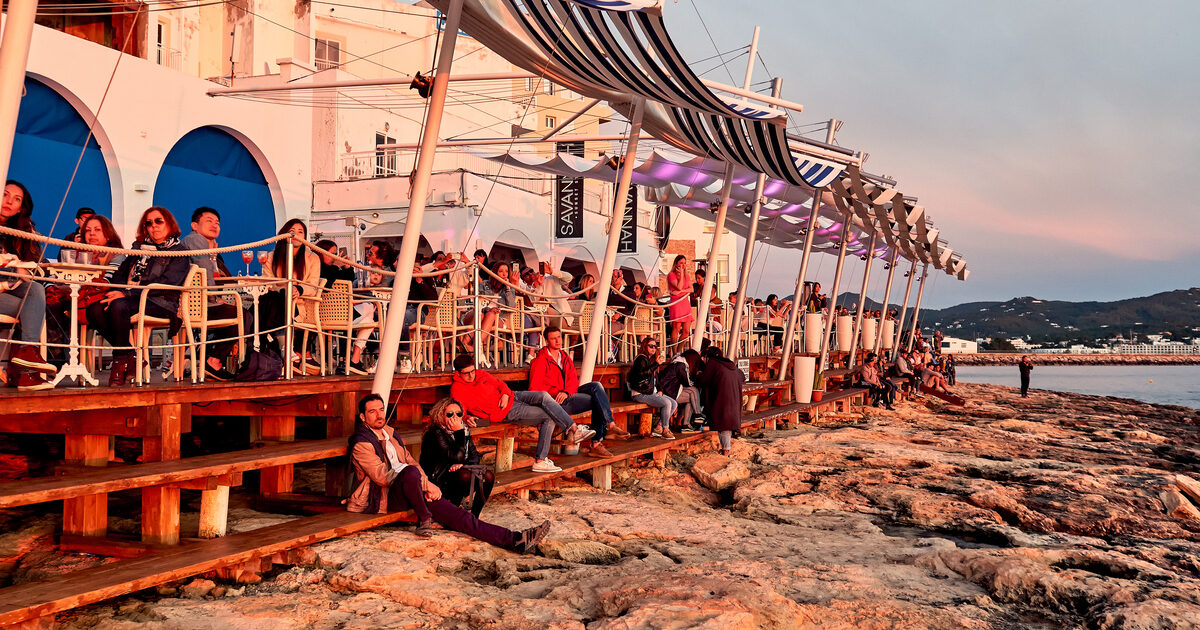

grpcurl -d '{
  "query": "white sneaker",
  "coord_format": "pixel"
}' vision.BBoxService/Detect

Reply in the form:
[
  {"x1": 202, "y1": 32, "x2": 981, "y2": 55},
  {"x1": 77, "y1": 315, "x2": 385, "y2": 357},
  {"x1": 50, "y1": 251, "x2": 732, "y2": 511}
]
[
  {"x1": 531, "y1": 458, "x2": 561, "y2": 473},
  {"x1": 570, "y1": 426, "x2": 596, "y2": 443}
]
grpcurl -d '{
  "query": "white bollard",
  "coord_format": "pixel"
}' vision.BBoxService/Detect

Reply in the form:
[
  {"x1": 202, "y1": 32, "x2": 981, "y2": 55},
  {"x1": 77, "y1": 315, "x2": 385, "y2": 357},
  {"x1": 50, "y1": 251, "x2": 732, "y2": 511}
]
[
  {"x1": 881, "y1": 319, "x2": 895, "y2": 350},
  {"x1": 861, "y1": 318, "x2": 877, "y2": 350},
  {"x1": 803, "y1": 313, "x2": 823, "y2": 354},
  {"x1": 793, "y1": 356, "x2": 815, "y2": 404},
  {"x1": 836, "y1": 315, "x2": 853, "y2": 352}
]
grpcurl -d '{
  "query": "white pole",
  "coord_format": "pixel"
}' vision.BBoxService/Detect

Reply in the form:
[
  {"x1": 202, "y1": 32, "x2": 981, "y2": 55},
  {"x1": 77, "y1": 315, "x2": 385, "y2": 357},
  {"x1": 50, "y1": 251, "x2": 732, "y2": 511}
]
[
  {"x1": 727, "y1": 77, "x2": 781, "y2": 359},
  {"x1": 873, "y1": 249, "x2": 899, "y2": 355},
  {"x1": 372, "y1": 0, "x2": 465, "y2": 398},
  {"x1": 778, "y1": 119, "x2": 839, "y2": 379},
  {"x1": 579, "y1": 98, "x2": 645, "y2": 383},
  {"x1": 891, "y1": 259, "x2": 917, "y2": 359},
  {"x1": 906, "y1": 263, "x2": 930, "y2": 352},
  {"x1": 816, "y1": 221, "x2": 852, "y2": 371},
  {"x1": 0, "y1": 0, "x2": 39, "y2": 185},
  {"x1": 690, "y1": 163, "x2": 735, "y2": 352},
  {"x1": 741, "y1": 27, "x2": 760, "y2": 90},
  {"x1": 846, "y1": 232, "x2": 877, "y2": 369}
]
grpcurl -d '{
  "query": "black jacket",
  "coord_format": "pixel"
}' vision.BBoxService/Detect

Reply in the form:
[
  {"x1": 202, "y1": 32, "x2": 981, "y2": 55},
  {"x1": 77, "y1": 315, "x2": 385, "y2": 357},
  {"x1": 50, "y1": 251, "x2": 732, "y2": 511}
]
[
  {"x1": 695, "y1": 356, "x2": 745, "y2": 432},
  {"x1": 657, "y1": 360, "x2": 690, "y2": 399},
  {"x1": 419, "y1": 425, "x2": 481, "y2": 485},
  {"x1": 628, "y1": 354, "x2": 659, "y2": 395},
  {"x1": 111, "y1": 240, "x2": 192, "y2": 314}
]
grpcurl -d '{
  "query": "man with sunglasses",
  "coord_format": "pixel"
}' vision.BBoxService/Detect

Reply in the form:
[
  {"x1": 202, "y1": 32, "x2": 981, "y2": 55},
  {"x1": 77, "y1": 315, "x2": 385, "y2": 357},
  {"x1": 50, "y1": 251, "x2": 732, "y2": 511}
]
[
  {"x1": 450, "y1": 353, "x2": 594, "y2": 473},
  {"x1": 347, "y1": 394, "x2": 550, "y2": 552}
]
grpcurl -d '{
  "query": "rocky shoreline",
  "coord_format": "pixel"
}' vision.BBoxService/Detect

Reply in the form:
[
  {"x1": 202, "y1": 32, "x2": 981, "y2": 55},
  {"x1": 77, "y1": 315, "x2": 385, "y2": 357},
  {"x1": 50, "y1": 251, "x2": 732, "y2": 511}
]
[
  {"x1": 7, "y1": 383, "x2": 1200, "y2": 629},
  {"x1": 953, "y1": 353, "x2": 1200, "y2": 366}
]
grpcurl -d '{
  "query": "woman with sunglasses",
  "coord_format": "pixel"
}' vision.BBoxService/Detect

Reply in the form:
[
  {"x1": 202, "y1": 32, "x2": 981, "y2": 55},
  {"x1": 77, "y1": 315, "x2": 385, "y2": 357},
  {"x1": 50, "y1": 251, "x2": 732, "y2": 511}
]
[
  {"x1": 419, "y1": 397, "x2": 494, "y2": 517},
  {"x1": 627, "y1": 336, "x2": 677, "y2": 440},
  {"x1": 87, "y1": 206, "x2": 190, "y2": 386}
]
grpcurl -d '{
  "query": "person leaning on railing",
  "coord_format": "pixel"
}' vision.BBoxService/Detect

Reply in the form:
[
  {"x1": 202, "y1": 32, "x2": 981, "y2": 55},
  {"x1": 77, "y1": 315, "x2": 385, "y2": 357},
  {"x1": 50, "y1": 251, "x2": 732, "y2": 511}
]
[
  {"x1": 87, "y1": 206, "x2": 191, "y2": 387},
  {"x1": 0, "y1": 180, "x2": 57, "y2": 390},
  {"x1": 260, "y1": 218, "x2": 319, "y2": 361}
]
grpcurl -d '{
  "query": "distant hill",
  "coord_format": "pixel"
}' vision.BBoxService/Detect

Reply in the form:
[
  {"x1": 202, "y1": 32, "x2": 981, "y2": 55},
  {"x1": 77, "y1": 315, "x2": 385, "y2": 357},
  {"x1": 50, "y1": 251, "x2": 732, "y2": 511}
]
[{"x1": 821, "y1": 288, "x2": 1200, "y2": 343}]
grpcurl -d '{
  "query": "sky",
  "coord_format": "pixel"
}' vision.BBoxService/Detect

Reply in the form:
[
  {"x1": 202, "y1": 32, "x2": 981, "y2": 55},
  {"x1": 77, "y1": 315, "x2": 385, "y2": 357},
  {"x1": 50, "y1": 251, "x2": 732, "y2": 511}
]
[{"x1": 659, "y1": 0, "x2": 1200, "y2": 308}]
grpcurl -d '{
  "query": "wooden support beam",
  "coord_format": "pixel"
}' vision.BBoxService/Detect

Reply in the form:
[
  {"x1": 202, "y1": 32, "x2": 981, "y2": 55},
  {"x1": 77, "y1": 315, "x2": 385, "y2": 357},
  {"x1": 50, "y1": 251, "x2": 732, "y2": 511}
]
[
  {"x1": 62, "y1": 435, "x2": 109, "y2": 539},
  {"x1": 259, "y1": 416, "x2": 295, "y2": 495},
  {"x1": 193, "y1": 396, "x2": 337, "y2": 417},
  {"x1": 495, "y1": 436, "x2": 515, "y2": 473},
  {"x1": 591, "y1": 464, "x2": 612, "y2": 491},
  {"x1": 169, "y1": 472, "x2": 242, "y2": 491},
  {"x1": 0, "y1": 410, "x2": 149, "y2": 436},
  {"x1": 141, "y1": 404, "x2": 183, "y2": 546},
  {"x1": 638, "y1": 413, "x2": 653, "y2": 437},
  {"x1": 325, "y1": 391, "x2": 359, "y2": 497}
]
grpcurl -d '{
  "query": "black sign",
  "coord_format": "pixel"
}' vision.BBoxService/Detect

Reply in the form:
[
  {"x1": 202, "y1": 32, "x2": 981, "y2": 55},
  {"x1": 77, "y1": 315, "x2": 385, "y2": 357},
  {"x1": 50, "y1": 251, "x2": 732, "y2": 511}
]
[
  {"x1": 554, "y1": 141, "x2": 585, "y2": 240},
  {"x1": 617, "y1": 184, "x2": 638, "y2": 254}
]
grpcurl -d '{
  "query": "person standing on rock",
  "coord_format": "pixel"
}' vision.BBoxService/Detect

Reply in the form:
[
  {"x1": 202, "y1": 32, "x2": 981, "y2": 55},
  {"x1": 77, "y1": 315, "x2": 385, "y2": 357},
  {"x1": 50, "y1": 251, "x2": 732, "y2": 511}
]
[
  {"x1": 347, "y1": 393, "x2": 550, "y2": 552},
  {"x1": 1018, "y1": 356, "x2": 1034, "y2": 397},
  {"x1": 695, "y1": 345, "x2": 745, "y2": 456}
]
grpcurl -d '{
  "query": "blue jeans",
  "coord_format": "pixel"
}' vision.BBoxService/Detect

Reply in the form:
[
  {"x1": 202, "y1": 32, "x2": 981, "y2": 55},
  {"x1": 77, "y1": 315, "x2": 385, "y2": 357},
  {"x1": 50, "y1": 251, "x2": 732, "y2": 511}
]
[
  {"x1": 505, "y1": 390, "x2": 576, "y2": 460},
  {"x1": 632, "y1": 392, "x2": 676, "y2": 430},
  {"x1": 0, "y1": 279, "x2": 45, "y2": 344},
  {"x1": 560, "y1": 381, "x2": 612, "y2": 441}
]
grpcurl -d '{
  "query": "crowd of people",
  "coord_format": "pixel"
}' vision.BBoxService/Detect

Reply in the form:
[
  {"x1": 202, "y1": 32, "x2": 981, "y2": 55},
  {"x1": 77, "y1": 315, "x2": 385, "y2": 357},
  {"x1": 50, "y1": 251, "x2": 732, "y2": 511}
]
[{"x1": 853, "y1": 333, "x2": 957, "y2": 409}]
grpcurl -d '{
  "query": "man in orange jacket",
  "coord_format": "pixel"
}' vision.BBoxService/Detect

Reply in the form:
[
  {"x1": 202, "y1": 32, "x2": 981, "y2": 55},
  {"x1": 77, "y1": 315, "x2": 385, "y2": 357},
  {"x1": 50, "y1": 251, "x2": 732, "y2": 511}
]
[
  {"x1": 450, "y1": 353, "x2": 593, "y2": 473},
  {"x1": 528, "y1": 327, "x2": 631, "y2": 459}
]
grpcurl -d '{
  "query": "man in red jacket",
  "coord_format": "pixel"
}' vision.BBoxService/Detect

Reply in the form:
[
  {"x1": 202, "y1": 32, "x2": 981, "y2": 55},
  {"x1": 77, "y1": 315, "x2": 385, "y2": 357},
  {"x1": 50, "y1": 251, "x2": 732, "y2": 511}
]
[
  {"x1": 529, "y1": 327, "x2": 630, "y2": 458},
  {"x1": 450, "y1": 353, "x2": 594, "y2": 473}
]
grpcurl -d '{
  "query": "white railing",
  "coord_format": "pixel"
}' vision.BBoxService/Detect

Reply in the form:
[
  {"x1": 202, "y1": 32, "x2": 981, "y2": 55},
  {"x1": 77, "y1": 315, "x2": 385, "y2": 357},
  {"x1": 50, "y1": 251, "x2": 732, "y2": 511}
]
[
  {"x1": 156, "y1": 46, "x2": 182, "y2": 71},
  {"x1": 315, "y1": 58, "x2": 339, "y2": 71}
]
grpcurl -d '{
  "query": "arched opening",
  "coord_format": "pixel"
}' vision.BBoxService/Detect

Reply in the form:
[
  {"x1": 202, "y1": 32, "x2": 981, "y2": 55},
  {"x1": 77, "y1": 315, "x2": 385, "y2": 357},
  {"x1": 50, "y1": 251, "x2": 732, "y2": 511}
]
[
  {"x1": 153, "y1": 126, "x2": 277, "y2": 271},
  {"x1": 10, "y1": 76, "x2": 115, "y2": 256},
  {"x1": 490, "y1": 229, "x2": 538, "y2": 270},
  {"x1": 359, "y1": 223, "x2": 433, "y2": 266}
]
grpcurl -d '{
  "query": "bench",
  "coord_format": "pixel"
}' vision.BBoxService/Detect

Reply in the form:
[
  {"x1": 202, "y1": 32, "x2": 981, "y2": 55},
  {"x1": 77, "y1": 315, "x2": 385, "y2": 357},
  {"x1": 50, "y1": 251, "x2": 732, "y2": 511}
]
[
  {"x1": 739, "y1": 402, "x2": 806, "y2": 431},
  {"x1": 0, "y1": 509, "x2": 413, "y2": 627}
]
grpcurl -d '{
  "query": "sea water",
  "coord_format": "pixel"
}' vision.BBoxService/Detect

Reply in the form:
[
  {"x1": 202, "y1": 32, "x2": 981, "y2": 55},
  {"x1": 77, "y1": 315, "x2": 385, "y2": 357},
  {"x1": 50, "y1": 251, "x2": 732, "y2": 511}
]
[{"x1": 954, "y1": 365, "x2": 1200, "y2": 410}]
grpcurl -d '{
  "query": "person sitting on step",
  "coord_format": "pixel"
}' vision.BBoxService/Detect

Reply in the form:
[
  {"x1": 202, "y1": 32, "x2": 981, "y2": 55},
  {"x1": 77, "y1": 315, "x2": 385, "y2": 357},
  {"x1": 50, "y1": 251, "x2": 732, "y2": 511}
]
[
  {"x1": 419, "y1": 397, "x2": 494, "y2": 517},
  {"x1": 347, "y1": 393, "x2": 549, "y2": 552},
  {"x1": 628, "y1": 336, "x2": 677, "y2": 440},
  {"x1": 855, "y1": 352, "x2": 896, "y2": 410},
  {"x1": 657, "y1": 348, "x2": 706, "y2": 431},
  {"x1": 528, "y1": 326, "x2": 630, "y2": 459},
  {"x1": 450, "y1": 353, "x2": 594, "y2": 474}
]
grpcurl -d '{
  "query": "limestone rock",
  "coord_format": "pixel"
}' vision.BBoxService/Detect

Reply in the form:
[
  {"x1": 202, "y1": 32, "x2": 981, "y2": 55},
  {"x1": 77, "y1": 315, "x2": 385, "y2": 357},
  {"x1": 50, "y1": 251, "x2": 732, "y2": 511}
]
[
  {"x1": 690, "y1": 453, "x2": 750, "y2": 492},
  {"x1": 538, "y1": 540, "x2": 621, "y2": 565},
  {"x1": 179, "y1": 578, "x2": 216, "y2": 598}
]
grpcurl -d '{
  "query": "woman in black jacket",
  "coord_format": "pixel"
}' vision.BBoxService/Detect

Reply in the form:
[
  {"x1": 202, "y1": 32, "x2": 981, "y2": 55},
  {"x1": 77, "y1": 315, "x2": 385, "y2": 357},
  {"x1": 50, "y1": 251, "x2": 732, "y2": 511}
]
[
  {"x1": 657, "y1": 349, "x2": 704, "y2": 431},
  {"x1": 627, "y1": 336, "x2": 677, "y2": 439},
  {"x1": 419, "y1": 397, "x2": 493, "y2": 516},
  {"x1": 696, "y1": 345, "x2": 745, "y2": 455},
  {"x1": 87, "y1": 206, "x2": 191, "y2": 387}
]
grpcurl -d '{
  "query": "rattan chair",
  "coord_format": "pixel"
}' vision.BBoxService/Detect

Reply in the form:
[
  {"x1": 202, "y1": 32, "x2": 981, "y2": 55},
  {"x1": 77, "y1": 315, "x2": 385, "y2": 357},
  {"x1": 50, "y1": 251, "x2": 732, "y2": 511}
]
[
  {"x1": 290, "y1": 280, "x2": 328, "y2": 376},
  {"x1": 131, "y1": 265, "x2": 200, "y2": 386},
  {"x1": 412, "y1": 289, "x2": 467, "y2": 372},
  {"x1": 315, "y1": 280, "x2": 382, "y2": 375},
  {"x1": 179, "y1": 270, "x2": 244, "y2": 383}
]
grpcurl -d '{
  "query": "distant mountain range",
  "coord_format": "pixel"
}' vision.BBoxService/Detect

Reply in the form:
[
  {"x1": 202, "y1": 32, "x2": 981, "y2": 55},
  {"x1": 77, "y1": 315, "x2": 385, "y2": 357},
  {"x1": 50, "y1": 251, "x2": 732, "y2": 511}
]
[{"x1": 820, "y1": 288, "x2": 1200, "y2": 342}]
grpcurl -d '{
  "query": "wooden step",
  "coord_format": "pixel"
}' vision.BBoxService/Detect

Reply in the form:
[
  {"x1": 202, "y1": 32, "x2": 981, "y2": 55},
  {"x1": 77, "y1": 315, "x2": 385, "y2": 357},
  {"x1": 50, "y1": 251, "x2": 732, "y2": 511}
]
[{"x1": 0, "y1": 510, "x2": 413, "y2": 625}]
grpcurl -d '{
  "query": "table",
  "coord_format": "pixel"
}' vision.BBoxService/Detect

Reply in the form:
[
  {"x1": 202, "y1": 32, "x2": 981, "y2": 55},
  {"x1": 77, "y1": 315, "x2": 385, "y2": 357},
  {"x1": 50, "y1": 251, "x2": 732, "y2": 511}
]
[
  {"x1": 42, "y1": 262, "x2": 114, "y2": 387},
  {"x1": 216, "y1": 276, "x2": 275, "y2": 351}
]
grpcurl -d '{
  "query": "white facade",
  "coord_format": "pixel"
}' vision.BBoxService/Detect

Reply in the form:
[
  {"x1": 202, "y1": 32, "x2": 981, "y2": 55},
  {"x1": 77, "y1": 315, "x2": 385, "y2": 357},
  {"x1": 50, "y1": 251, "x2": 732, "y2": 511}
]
[
  {"x1": 665, "y1": 212, "x2": 743, "y2": 299},
  {"x1": 941, "y1": 337, "x2": 978, "y2": 354},
  {"x1": 16, "y1": 18, "x2": 313, "y2": 245},
  {"x1": 1117, "y1": 342, "x2": 1200, "y2": 355}
]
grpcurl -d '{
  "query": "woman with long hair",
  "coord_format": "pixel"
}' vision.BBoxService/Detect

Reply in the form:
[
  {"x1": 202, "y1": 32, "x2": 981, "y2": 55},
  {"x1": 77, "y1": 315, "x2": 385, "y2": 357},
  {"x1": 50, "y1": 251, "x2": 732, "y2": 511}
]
[
  {"x1": 0, "y1": 181, "x2": 57, "y2": 389},
  {"x1": 86, "y1": 207, "x2": 190, "y2": 387},
  {"x1": 260, "y1": 218, "x2": 320, "y2": 359},
  {"x1": 419, "y1": 397, "x2": 494, "y2": 517},
  {"x1": 666, "y1": 255, "x2": 694, "y2": 350},
  {"x1": 627, "y1": 335, "x2": 677, "y2": 440},
  {"x1": 46, "y1": 215, "x2": 125, "y2": 363}
]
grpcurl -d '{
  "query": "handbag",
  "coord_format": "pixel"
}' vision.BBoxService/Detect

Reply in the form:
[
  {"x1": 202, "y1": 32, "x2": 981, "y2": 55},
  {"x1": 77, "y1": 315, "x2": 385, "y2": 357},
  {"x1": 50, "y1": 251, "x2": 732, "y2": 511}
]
[{"x1": 455, "y1": 463, "x2": 491, "y2": 511}]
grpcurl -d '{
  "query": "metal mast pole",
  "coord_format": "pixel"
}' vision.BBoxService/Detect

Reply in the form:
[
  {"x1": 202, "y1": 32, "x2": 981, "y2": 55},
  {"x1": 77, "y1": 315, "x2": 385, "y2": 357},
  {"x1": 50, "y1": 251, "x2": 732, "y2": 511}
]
[
  {"x1": 816, "y1": 221, "x2": 852, "y2": 371},
  {"x1": 846, "y1": 232, "x2": 877, "y2": 369},
  {"x1": 579, "y1": 98, "x2": 645, "y2": 383},
  {"x1": 891, "y1": 260, "x2": 917, "y2": 359},
  {"x1": 373, "y1": 0, "x2": 465, "y2": 398},
  {"x1": 872, "y1": 249, "x2": 900, "y2": 355},
  {"x1": 778, "y1": 120, "x2": 838, "y2": 379},
  {"x1": 905, "y1": 263, "x2": 930, "y2": 352},
  {"x1": 0, "y1": 0, "x2": 39, "y2": 185}
]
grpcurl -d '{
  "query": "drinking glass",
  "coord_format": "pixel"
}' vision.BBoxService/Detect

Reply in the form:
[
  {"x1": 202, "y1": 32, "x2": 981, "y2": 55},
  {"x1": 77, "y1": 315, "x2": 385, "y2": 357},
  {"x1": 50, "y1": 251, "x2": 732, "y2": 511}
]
[
  {"x1": 241, "y1": 250, "x2": 253, "y2": 275},
  {"x1": 61, "y1": 250, "x2": 75, "y2": 264},
  {"x1": 257, "y1": 250, "x2": 270, "y2": 273}
]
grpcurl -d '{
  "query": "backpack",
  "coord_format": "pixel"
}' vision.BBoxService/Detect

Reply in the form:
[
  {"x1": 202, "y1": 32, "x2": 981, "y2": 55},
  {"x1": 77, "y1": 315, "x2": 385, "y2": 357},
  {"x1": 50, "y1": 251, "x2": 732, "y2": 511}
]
[{"x1": 234, "y1": 347, "x2": 283, "y2": 381}]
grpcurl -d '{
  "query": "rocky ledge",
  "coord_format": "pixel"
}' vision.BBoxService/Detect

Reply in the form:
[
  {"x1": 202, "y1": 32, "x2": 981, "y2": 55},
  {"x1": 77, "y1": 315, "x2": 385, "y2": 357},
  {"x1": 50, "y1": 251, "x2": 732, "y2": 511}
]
[
  {"x1": 954, "y1": 353, "x2": 1200, "y2": 366},
  {"x1": 36, "y1": 384, "x2": 1200, "y2": 628}
]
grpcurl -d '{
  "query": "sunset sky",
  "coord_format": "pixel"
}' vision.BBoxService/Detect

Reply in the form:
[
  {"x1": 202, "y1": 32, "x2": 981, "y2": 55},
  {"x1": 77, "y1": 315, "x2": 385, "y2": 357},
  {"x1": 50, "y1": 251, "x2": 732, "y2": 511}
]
[{"x1": 663, "y1": 0, "x2": 1199, "y2": 308}]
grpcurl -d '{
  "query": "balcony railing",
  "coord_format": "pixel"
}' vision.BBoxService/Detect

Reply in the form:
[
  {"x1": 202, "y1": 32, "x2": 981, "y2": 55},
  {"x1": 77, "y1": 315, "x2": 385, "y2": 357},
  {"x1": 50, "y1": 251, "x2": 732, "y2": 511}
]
[
  {"x1": 156, "y1": 46, "x2": 182, "y2": 71},
  {"x1": 315, "y1": 58, "x2": 339, "y2": 71}
]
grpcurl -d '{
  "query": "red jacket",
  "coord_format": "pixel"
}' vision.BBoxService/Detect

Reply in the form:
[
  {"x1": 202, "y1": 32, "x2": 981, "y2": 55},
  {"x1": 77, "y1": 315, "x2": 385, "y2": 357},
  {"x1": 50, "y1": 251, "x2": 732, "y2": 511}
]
[
  {"x1": 451, "y1": 369, "x2": 514, "y2": 423},
  {"x1": 528, "y1": 348, "x2": 579, "y2": 397}
]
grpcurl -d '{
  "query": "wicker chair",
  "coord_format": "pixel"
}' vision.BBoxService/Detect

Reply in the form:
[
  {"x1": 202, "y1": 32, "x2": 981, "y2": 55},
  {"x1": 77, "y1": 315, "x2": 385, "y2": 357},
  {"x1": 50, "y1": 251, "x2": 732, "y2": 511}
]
[
  {"x1": 130, "y1": 265, "x2": 200, "y2": 386},
  {"x1": 620, "y1": 306, "x2": 655, "y2": 362},
  {"x1": 314, "y1": 280, "x2": 381, "y2": 375},
  {"x1": 290, "y1": 280, "x2": 328, "y2": 376},
  {"x1": 178, "y1": 269, "x2": 244, "y2": 383},
  {"x1": 412, "y1": 289, "x2": 467, "y2": 372}
]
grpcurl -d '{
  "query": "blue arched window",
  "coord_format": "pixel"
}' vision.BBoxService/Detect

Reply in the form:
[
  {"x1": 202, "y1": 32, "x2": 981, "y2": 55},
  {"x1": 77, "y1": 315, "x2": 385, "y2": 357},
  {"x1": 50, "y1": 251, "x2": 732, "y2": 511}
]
[
  {"x1": 11, "y1": 77, "x2": 113, "y2": 254},
  {"x1": 153, "y1": 127, "x2": 276, "y2": 271}
]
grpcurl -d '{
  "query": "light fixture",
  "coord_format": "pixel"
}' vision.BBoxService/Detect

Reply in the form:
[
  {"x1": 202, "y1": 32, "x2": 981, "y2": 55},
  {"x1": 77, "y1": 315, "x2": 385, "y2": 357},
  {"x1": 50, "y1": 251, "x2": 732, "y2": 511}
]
[
  {"x1": 604, "y1": 155, "x2": 621, "y2": 170},
  {"x1": 409, "y1": 71, "x2": 433, "y2": 98}
]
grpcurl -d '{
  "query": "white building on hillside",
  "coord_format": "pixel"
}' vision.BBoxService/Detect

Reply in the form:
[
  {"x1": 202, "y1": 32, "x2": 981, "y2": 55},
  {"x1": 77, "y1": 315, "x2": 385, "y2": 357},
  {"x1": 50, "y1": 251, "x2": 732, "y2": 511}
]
[{"x1": 940, "y1": 337, "x2": 978, "y2": 354}]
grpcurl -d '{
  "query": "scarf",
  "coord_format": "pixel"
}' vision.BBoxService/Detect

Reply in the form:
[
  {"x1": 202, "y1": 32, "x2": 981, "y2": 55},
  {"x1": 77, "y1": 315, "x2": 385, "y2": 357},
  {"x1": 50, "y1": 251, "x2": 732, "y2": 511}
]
[{"x1": 129, "y1": 237, "x2": 180, "y2": 284}]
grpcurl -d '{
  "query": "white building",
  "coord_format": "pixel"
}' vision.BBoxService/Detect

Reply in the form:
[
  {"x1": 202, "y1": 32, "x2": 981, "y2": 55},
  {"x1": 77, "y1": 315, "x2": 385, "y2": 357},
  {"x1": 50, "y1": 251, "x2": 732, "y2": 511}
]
[
  {"x1": 940, "y1": 337, "x2": 978, "y2": 354},
  {"x1": 1116, "y1": 342, "x2": 1200, "y2": 355}
]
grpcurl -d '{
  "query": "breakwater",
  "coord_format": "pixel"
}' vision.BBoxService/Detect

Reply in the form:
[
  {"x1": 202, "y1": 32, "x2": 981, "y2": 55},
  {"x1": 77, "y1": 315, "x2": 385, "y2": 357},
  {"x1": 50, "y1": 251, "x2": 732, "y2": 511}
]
[{"x1": 952, "y1": 352, "x2": 1200, "y2": 366}]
